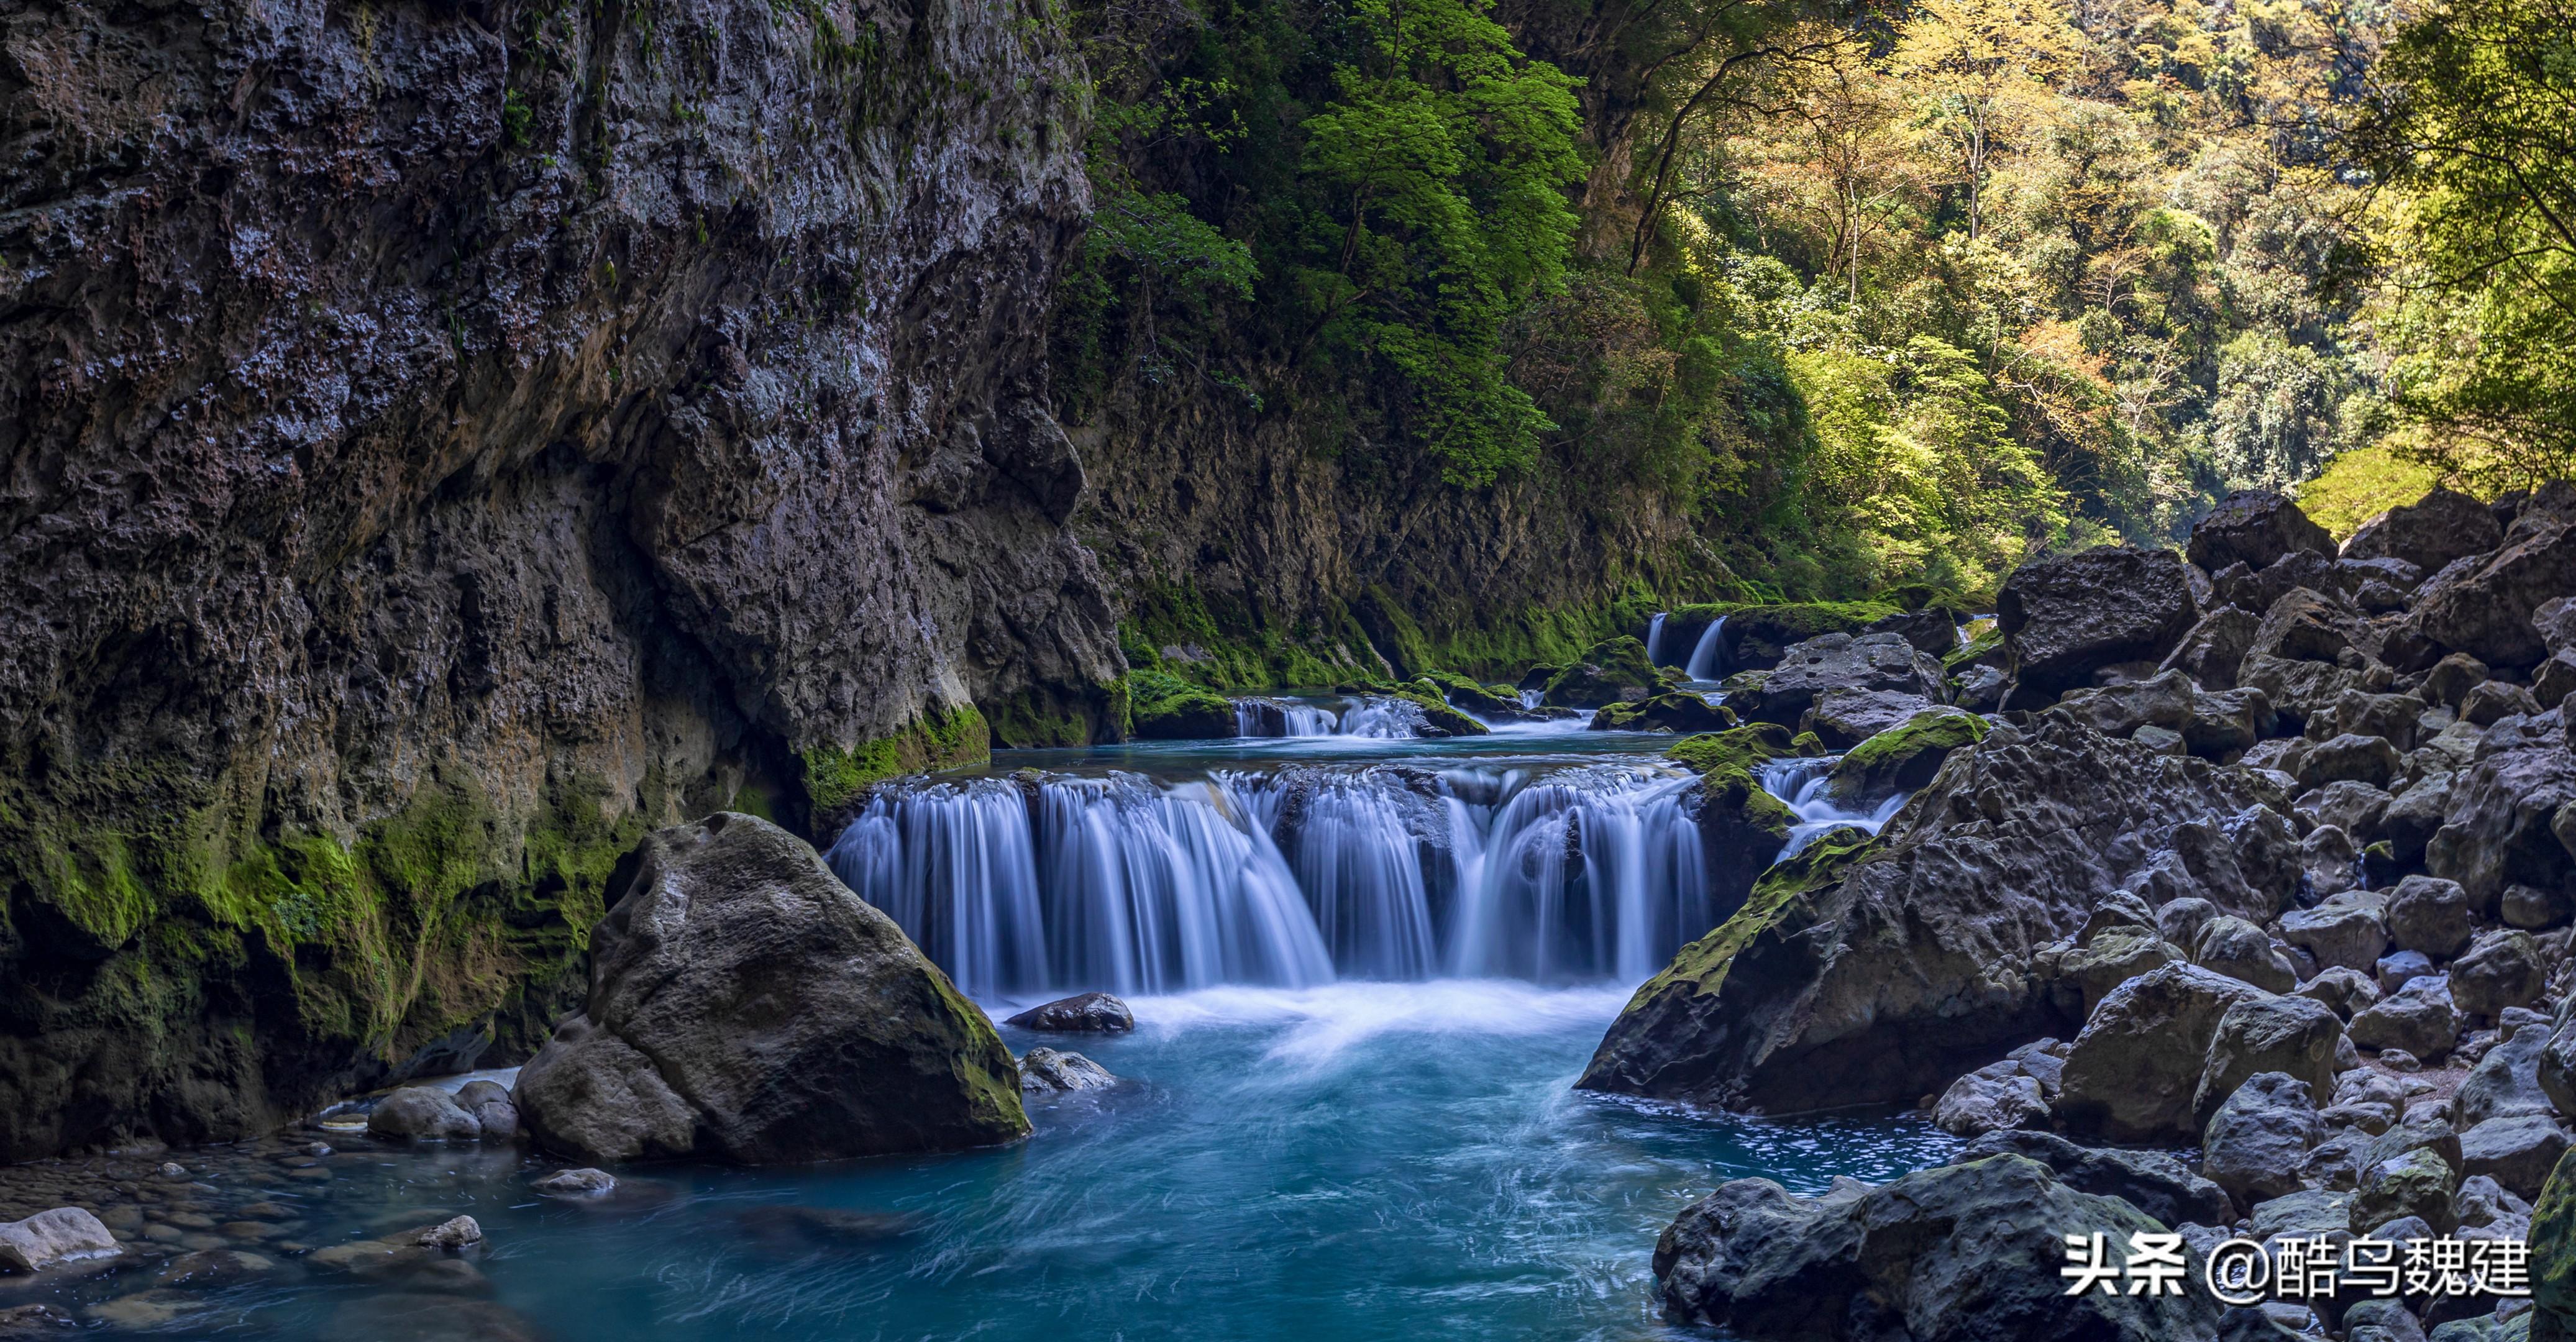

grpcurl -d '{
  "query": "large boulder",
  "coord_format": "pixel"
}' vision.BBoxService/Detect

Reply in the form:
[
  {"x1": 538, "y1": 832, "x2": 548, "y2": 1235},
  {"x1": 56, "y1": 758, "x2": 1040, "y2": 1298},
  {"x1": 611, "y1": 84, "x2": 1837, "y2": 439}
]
[
  {"x1": 1581, "y1": 716, "x2": 2297, "y2": 1115},
  {"x1": 2057, "y1": 962, "x2": 2272, "y2": 1142},
  {"x1": 514, "y1": 813, "x2": 1028, "y2": 1164},
  {"x1": 2192, "y1": 915, "x2": 2297, "y2": 993},
  {"x1": 1543, "y1": 636, "x2": 1666, "y2": 708},
  {"x1": 2280, "y1": 890, "x2": 2390, "y2": 974},
  {"x1": 2401, "y1": 515, "x2": 2576, "y2": 668},
  {"x1": 1822, "y1": 710, "x2": 1988, "y2": 801},
  {"x1": 2344, "y1": 488, "x2": 2503, "y2": 575},
  {"x1": 2388, "y1": 875, "x2": 2478, "y2": 959},
  {"x1": 1733, "y1": 632, "x2": 1943, "y2": 728},
  {"x1": 2456, "y1": 1016, "x2": 2557, "y2": 1128},
  {"x1": 2530, "y1": 1149, "x2": 2576, "y2": 1340},
  {"x1": 2453, "y1": 931, "x2": 2548, "y2": 1018},
  {"x1": 2460, "y1": 1115, "x2": 2572, "y2": 1200},
  {"x1": 1591, "y1": 692, "x2": 1734, "y2": 734},
  {"x1": 2249, "y1": 587, "x2": 2377, "y2": 667},
  {"x1": 1957, "y1": 1128, "x2": 2234, "y2": 1227},
  {"x1": 2158, "y1": 607, "x2": 2263, "y2": 691},
  {"x1": 2053, "y1": 670, "x2": 2277, "y2": 759},
  {"x1": 2190, "y1": 491, "x2": 2334, "y2": 573},
  {"x1": 1800, "y1": 687, "x2": 1936, "y2": 749},
  {"x1": 1997, "y1": 547, "x2": 2198, "y2": 703},
  {"x1": 2350, "y1": 976, "x2": 2465, "y2": 1062},
  {"x1": 1931, "y1": 1062, "x2": 2050, "y2": 1137},
  {"x1": 2425, "y1": 709, "x2": 2576, "y2": 905},
  {"x1": 367, "y1": 1087, "x2": 482, "y2": 1141},
  {"x1": 2195, "y1": 995, "x2": 2343, "y2": 1125},
  {"x1": 2201, "y1": 1071, "x2": 2324, "y2": 1206},
  {"x1": 1653, "y1": 1156, "x2": 2223, "y2": 1339}
]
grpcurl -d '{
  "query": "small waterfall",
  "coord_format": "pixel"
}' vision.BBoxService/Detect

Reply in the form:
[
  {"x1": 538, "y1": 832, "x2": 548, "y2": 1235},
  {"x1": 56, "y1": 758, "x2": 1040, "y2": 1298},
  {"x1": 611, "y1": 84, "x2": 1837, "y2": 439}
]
[
  {"x1": 1336, "y1": 696, "x2": 1427, "y2": 739},
  {"x1": 833, "y1": 763, "x2": 1721, "y2": 994},
  {"x1": 1683, "y1": 615, "x2": 1729, "y2": 681},
  {"x1": 1645, "y1": 612, "x2": 1668, "y2": 664},
  {"x1": 1237, "y1": 698, "x2": 1339, "y2": 737},
  {"x1": 1517, "y1": 688, "x2": 1543, "y2": 711},
  {"x1": 1758, "y1": 757, "x2": 1909, "y2": 859}
]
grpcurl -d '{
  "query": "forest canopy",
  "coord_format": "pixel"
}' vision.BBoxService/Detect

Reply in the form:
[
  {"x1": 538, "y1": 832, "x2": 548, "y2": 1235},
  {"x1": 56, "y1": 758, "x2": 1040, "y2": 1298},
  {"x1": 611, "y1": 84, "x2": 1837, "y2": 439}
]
[{"x1": 1054, "y1": 0, "x2": 2571, "y2": 601}]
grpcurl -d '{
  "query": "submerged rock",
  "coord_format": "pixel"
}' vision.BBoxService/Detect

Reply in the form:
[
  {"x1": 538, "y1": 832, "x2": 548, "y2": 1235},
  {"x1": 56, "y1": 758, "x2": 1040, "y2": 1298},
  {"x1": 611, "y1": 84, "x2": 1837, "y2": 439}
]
[
  {"x1": 1003, "y1": 992, "x2": 1136, "y2": 1033},
  {"x1": 1018, "y1": 1048, "x2": 1118, "y2": 1095},
  {"x1": 514, "y1": 813, "x2": 1027, "y2": 1164},
  {"x1": 531, "y1": 1168, "x2": 616, "y2": 1197},
  {"x1": 1655, "y1": 1154, "x2": 2222, "y2": 1338}
]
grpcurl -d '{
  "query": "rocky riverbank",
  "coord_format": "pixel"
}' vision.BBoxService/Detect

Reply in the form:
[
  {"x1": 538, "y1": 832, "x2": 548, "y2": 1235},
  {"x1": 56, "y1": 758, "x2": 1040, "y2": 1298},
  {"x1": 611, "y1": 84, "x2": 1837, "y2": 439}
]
[{"x1": 1591, "y1": 485, "x2": 2576, "y2": 1340}]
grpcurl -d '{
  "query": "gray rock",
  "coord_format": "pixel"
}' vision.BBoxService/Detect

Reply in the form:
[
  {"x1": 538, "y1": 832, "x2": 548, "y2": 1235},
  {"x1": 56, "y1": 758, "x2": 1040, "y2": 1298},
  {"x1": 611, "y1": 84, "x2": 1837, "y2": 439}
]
[
  {"x1": 2060, "y1": 963, "x2": 2274, "y2": 1142},
  {"x1": 2352, "y1": 1147, "x2": 2461, "y2": 1234},
  {"x1": 2323, "y1": 692, "x2": 2430, "y2": 754},
  {"x1": 2306, "y1": 1125, "x2": 2378, "y2": 1189},
  {"x1": 2459, "y1": 1115, "x2": 2572, "y2": 1200},
  {"x1": 2380, "y1": 950, "x2": 2437, "y2": 995},
  {"x1": 2455, "y1": 1024, "x2": 2557, "y2": 1128},
  {"x1": 1018, "y1": 1048, "x2": 1118, "y2": 1095},
  {"x1": 2453, "y1": 931, "x2": 2548, "y2": 1018},
  {"x1": 2300, "y1": 734, "x2": 2405, "y2": 790},
  {"x1": 2351, "y1": 977, "x2": 2466, "y2": 1062},
  {"x1": 1582, "y1": 716, "x2": 2299, "y2": 1115},
  {"x1": 2301, "y1": 824, "x2": 2363, "y2": 899},
  {"x1": 2162, "y1": 607, "x2": 2263, "y2": 691},
  {"x1": 2158, "y1": 896, "x2": 2222, "y2": 950},
  {"x1": 1801, "y1": 687, "x2": 1939, "y2": 750},
  {"x1": 2540, "y1": 1023, "x2": 2576, "y2": 1120},
  {"x1": 2403, "y1": 517, "x2": 2576, "y2": 667},
  {"x1": 531, "y1": 1168, "x2": 616, "y2": 1197},
  {"x1": 2464, "y1": 682, "x2": 2545, "y2": 727},
  {"x1": 1958, "y1": 1128, "x2": 2234, "y2": 1226},
  {"x1": 2299, "y1": 780, "x2": 2396, "y2": 840},
  {"x1": 2055, "y1": 929, "x2": 2188, "y2": 1016},
  {"x1": 2296, "y1": 967, "x2": 2382, "y2": 1020},
  {"x1": 1654, "y1": 1155, "x2": 2223, "y2": 1338},
  {"x1": 367, "y1": 1087, "x2": 482, "y2": 1142},
  {"x1": 2054, "y1": 670, "x2": 2278, "y2": 759},
  {"x1": 1003, "y1": 993, "x2": 1137, "y2": 1034},
  {"x1": 2195, "y1": 915, "x2": 2298, "y2": 993},
  {"x1": 2203, "y1": 1072, "x2": 2324, "y2": 1205},
  {"x1": 0, "y1": 1208, "x2": 121, "y2": 1272},
  {"x1": 2343, "y1": 488, "x2": 2503, "y2": 575},
  {"x1": 2342, "y1": 1297, "x2": 2429, "y2": 1342},
  {"x1": 514, "y1": 813, "x2": 1028, "y2": 1164},
  {"x1": 2424, "y1": 715, "x2": 2576, "y2": 905},
  {"x1": 2502, "y1": 883, "x2": 2574, "y2": 930},
  {"x1": 2198, "y1": 994, "x2": 2344, "y2": 1126},
  {"x1": 2282, "y1": 892, "x2": 2392, "y2": 974},
  {"x1": 2194, "y1": 491, "x2": 2336, "y2": 573},
  {"x1": 1932, "y1": 1062, "x2": 2051, "y2": 1137},
  {"x1": 1998, "y1": 547, "x2": 2199, "y2": 703},
  {"x1": 1737, "y1": 632, "x2": 1945, "y2": 729},
  {"x1": 2250, "y1": 1187, "x2": 2355, "y2": 1241},
  {"x1": 2389, "y1": 876, "x2": 2478, "y2": 959},
  {"x1": 416, "y1": 1216, "x2": 483, "y2": 1249},
  {"x1": 2243, "y1": 654, "x2": 2372, "y2": 737},
  {"x1": 2382, "y1": 774, "x2": 2458, "y2": 864},
  {"x1": 2424, "y1": 654, "x2": 2495, "y2": 710}
]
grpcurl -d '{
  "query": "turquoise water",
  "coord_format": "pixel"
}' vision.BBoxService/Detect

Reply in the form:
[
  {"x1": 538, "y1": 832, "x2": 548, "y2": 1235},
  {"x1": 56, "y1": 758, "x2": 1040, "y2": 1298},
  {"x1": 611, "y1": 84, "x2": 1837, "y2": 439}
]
[
  {"x1": 35, "y1": 981, "x2": 1955, "y2": 1340},
  {"x1": 9, "y1": 728, "x2": 1960, "y2": 1339}
]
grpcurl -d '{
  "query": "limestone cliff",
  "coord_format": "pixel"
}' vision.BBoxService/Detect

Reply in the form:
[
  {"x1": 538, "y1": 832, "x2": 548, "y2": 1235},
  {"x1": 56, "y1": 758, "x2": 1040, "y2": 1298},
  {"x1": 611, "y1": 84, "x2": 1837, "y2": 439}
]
[{"x1": 0, "y1": 0, "x2": 1118, "y2": 1157}]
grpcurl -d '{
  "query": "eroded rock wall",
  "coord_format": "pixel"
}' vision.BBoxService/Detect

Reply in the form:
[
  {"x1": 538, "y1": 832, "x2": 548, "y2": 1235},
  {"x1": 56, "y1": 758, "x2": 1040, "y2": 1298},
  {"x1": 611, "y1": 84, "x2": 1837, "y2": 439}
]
[{"x1": 0, "y1": 0, "x2": 1118, "y2": 1156}]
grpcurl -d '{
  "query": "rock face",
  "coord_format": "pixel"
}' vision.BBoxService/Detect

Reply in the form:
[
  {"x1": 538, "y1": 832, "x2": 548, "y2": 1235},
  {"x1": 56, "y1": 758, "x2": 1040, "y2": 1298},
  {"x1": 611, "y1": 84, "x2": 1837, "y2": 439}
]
[
  {"x1": 1578, "y1": 714, "x2": 2296, "y2": 1114},
  {"x1": 1653, "y1": 1156, "x2": 2222, "y2": 1339},
  {"x1": 1996, "y1": 547, "x2": 2197, "y2": 703},
  {"x1": 513, "y1": 814, "x2": 1027, "y2": 1163},
  {"x1": 0, "y1": 0, "x2": 1118, "y2": 1159}
]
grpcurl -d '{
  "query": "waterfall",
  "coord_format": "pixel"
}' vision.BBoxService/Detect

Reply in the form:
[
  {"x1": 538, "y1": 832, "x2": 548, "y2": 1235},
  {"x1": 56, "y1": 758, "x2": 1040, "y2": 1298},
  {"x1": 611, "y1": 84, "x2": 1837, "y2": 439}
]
[
  {"x1": 1237, "y1": 698, "x2": 1339, "y2": 737},
  {"x1": 1683, "y1": 615, "x2": 1729, "y2": 681},
  {"x1": 831, "y1": 762, "x2": 1721, "y2": 995},
  {"x1": 1336, "y1": 696, "x2": 1427, "y2": 739},
  {"x1": 1645, "y1": 612, "x2": 1668, "y2": 664},
  {"x1": 1759, "y1": 757, "x2": 1909, "y2": 859}
]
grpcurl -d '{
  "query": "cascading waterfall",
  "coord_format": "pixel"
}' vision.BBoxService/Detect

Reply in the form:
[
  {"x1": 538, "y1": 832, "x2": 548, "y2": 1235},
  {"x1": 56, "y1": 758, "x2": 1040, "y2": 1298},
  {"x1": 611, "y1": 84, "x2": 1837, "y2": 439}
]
[
  {"x1": 833, "y1": 762, "x2": 1732, "y2": 995},
  {"x1": 1645, "y1": 612, "x2": 1668, "y2": 664},
  {"x1": 1760, "y1": 757, "x2": 1911, "y2": 858},
  {"x1": 1236, "y1": 698, "x2": 1340, "y2": 737},
  {"x1": 1683, "y1": 615, "x2": 1729, "y2": 681}
]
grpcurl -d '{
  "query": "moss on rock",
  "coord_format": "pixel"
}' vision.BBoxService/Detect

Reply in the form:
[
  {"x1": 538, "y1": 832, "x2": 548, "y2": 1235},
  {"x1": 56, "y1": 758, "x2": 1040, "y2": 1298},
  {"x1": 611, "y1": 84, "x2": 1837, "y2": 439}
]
[
  {"x1": 1666, "y1": 723, "x2": 1799, "y2": 778},
  {"x1": 1825, "y1": 710, "x2": 1989, "y2": 801},
  {"x1": 1125, "y1": 669, "x2": 1237, "y2": 741},
  {"x1": 1591, "y1": 693, "x2": 1735, "y2": 734},
  {"x1": 799, "y1": 704, "x2": 991, "y2": 826}
]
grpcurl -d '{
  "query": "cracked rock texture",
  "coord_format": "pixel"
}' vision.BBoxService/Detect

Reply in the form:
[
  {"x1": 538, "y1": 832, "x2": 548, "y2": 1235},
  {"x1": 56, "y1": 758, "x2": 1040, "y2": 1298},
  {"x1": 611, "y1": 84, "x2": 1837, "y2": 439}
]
[{"x1": 0, "y1": 0, "x2": 1117, "y2": 1157}]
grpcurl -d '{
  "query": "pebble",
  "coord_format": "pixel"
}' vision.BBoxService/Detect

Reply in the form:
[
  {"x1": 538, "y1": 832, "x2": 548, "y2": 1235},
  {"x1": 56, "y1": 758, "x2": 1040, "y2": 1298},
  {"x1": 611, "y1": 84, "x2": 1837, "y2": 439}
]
[{"x1": 155, "y1": 1164, "x2": 186, "y2": 1180}]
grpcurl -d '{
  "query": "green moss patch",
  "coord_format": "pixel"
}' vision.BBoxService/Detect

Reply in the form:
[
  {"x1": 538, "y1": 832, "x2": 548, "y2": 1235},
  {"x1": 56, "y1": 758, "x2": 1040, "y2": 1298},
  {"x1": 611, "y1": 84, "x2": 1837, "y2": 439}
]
[{"x1": 800, "y1": 704, "x2": 991, "y2": 822}]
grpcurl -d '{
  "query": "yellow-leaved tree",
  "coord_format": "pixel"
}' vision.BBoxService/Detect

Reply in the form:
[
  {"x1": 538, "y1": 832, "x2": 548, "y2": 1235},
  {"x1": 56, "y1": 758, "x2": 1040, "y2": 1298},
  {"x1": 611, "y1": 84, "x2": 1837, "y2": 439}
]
[{"x1": 1890, "y1": 0, "x2": 2083, "y2": 240}]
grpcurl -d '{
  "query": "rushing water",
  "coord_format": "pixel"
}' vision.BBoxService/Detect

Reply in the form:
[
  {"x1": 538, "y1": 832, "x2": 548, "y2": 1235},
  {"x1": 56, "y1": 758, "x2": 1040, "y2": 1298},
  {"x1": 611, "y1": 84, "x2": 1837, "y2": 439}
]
[
  {"x1": 3, "y1": 984, "x2": 1962, "y2": 1342},
  {"x1": 0, "y1": 708, "x2": 1958, "y2": 1341},
  {"x1": 1760, "y1": 756, "x2": 1912, "y2": 858},
  {"x1": 1681, "y1": 617, "x2": 1727, "y2": 682}
]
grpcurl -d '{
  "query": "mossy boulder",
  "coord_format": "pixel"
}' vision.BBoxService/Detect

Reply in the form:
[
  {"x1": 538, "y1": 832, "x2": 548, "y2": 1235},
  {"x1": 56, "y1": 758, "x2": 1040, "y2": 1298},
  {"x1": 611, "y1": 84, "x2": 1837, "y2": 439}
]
[
  {"x1": 1126, "y1": 670, "x2": 1236, "y2": 740},
  {"x1": 516, "y1": 813, "x2": 1028, "y2": 1164},
  {"x1": 1542, "y1": 636, "x2": 1669, "y2": 708},
  {"x1": 2533, "y1": 1148, "x2": 2576, "y2": 1339},
  {"x1": 1825, "y1": 710, "x2": 1989, "y2": 801},
  {"x1": 1667, "y1": 723, "x2": 1800, "y2": 778},
  {"x1": 1386, "y1": 685, "x2": 1491, "y2": 737},
  {"x1": 1713, "y1": 601, "x2": 1902, "y2": 670},
  {"x1": 1417, "y1": 670, "x2": 1525, "y2": 718},
  {"x1": 1590, "y1": 694, "x2": 1735, "y2": 734}
]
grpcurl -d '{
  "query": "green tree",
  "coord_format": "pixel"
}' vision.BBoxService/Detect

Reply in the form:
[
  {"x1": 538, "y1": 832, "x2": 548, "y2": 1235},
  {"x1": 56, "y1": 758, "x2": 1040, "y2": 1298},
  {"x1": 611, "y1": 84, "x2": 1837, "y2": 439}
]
[{"x1": 2346, "y1": 0, "x2": 2576, "y2": 488}]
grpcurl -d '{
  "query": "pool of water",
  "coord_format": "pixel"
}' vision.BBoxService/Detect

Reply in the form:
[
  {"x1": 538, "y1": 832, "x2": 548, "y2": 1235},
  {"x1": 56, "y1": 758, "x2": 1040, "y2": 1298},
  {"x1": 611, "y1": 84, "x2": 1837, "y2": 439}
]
[{"x1": 1, "y1": 982, "x2": 1960, "y2": 1341}]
